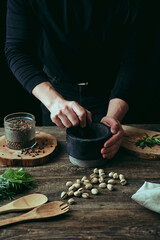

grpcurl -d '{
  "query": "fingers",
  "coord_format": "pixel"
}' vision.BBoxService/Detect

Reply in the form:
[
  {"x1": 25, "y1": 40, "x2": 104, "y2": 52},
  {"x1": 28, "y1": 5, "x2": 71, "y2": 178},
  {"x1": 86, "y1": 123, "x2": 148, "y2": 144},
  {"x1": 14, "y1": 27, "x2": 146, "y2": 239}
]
[
  {"x1": 104, "y1": 129, "x2": 123, "y2": 148},
  {"x1": 71, "y1": 101, "x2": 86, "y2": 127},
  {"x1": 50, "y1": 100, "x2": 92, "y2": 128},
  {"x1": 101, "y1": 127, "x2": 124, "y2": 159},
  {"x1": 101, "y1": 137, "x2": 123, "y2": 159},
  {"x1": 52, "y1": 115, "x2": 65, "y2": 128},
  {"x1": 101, "y1": 117, "x2": 120, "y2": 134},
  {"x1": 86, "y1": 110, "x2": 92, "y2": 124},
  {"x1": 62, "y1": 106, "x2": 79, "y2": 127},
  {"x1": 51, "y1": 107, "x2": 79, "y2": 128},
  {"x1": 71, "y1": 102, "x2": 92, "y2": 128},
  {"x1": 101, "y1": 116, "x2": 124, "y2": 159}
]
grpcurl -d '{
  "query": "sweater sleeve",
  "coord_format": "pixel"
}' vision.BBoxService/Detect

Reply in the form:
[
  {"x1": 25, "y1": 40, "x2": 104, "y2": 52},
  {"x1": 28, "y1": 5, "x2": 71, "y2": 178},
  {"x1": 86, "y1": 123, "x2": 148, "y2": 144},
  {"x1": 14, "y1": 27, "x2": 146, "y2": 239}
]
[{"x1": 5, "y1": 0, "x2": 49, "y2": 94}]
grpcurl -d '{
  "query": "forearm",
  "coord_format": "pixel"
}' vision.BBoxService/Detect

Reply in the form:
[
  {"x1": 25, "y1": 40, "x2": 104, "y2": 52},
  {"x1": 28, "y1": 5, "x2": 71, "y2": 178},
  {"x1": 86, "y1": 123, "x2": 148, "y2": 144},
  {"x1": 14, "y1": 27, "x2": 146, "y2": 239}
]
[
  {"x1": 106, "y1": 98, "x2": 129, "y2": 122},
  {"x1": 32, "y1": 81, "x2": 92, "y2": 128},
  {"x1": 32, "y1": 81, "x2": 64, "y2": 111}
]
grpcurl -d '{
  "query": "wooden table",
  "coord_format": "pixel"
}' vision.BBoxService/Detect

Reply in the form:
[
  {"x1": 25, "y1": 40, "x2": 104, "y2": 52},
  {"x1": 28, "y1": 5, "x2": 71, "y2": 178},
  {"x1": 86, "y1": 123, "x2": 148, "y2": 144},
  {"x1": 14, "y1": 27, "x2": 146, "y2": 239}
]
[{"x1": 0, "y1": 125, "x2": 160, "y2": 240}]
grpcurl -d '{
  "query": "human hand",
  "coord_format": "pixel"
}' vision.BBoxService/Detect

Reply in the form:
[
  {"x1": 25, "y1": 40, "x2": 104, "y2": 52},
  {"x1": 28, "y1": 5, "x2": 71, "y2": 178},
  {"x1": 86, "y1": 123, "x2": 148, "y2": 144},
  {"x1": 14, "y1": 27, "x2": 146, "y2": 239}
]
[
  {"x1": 100, "y1": 116, "x2": 124, "y2": 159},
  {"x1": 50, "y1": 98, "x2": 92, "y2": 128}
]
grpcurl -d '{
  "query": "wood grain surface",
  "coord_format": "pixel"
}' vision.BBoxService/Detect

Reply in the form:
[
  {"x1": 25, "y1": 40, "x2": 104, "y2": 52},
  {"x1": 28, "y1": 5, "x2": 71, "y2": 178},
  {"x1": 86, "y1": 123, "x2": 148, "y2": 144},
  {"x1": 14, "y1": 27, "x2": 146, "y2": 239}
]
[
  {"x1": 0, "y1": 125, "x2": 160, "y2": 240},
  {"x1": 0, "y1": 131, "x2": 57, "y2": 166},
  {"x1": 122, "y1": 125, "x2": 160, "y2": 159}
]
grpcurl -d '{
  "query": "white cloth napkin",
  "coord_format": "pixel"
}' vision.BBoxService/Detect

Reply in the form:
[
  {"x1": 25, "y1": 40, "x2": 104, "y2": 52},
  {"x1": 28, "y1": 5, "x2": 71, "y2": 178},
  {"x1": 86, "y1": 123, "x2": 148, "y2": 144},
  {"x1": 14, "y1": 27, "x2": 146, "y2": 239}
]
[{"x1": 131, "y1": 181, "x2": 160, "y2": 213}]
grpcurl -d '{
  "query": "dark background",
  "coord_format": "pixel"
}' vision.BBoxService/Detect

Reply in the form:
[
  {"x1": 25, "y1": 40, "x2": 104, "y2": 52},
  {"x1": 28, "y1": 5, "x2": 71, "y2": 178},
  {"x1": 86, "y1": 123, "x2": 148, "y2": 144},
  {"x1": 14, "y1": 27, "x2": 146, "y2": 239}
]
[
  {"x1": 0, "y1": 0, "x2": 42, "y2": 127},
  {"x1": 1, "y1": 0, "x2": 160, "y2": 127}
]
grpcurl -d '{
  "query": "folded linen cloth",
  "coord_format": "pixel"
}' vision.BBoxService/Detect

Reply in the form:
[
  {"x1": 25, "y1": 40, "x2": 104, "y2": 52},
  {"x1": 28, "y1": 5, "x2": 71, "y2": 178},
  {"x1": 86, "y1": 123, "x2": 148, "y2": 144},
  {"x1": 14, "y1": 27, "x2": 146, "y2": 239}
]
[{"x1": 131, "y1": 181, "x2": 160, "y2": 213}]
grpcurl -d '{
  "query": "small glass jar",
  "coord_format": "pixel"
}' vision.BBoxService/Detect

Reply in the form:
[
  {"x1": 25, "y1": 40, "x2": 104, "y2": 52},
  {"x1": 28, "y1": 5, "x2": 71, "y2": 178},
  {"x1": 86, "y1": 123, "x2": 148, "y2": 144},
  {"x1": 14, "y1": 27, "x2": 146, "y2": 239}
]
[{"x1": 4, "y1": 112, "x2": 36, "y2": 150}]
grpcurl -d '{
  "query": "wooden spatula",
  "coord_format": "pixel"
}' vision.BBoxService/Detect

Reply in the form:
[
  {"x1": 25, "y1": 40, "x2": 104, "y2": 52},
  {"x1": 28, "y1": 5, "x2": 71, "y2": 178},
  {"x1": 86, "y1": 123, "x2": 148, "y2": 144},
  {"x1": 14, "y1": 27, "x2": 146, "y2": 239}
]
[
  {"x1": 0, "y1": 194, "x2": 48, "y2": 214},
  {"x1": 0, "y1": 201, "x2": 69, "y2": 227}
]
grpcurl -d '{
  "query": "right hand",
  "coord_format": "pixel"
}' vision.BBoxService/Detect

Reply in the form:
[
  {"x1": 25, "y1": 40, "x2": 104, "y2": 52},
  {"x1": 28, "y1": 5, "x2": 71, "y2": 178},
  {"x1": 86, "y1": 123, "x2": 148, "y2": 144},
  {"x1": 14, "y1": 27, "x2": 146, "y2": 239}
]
[{"x1": 49, "y1": 98, "x2": 92, "y2": 128}]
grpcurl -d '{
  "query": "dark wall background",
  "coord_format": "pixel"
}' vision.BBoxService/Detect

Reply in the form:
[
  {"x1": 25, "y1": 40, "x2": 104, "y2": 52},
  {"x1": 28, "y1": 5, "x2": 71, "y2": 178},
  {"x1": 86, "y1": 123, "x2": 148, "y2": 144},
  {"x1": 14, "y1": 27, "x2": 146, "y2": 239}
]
[
  {"x1": 0, "y1": 0, "x2": 42, "y2": 127},
  {"x1": 1, "y1": 0, "x2": 160, "y2": 127}
]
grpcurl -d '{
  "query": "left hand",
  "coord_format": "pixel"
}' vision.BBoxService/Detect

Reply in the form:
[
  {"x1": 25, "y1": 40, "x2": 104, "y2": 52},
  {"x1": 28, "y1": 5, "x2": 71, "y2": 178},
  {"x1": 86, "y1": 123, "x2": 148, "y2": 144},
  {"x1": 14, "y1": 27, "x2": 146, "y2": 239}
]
[{"x1": 100, "y1": 116, "x2": 124, "y2": 159}]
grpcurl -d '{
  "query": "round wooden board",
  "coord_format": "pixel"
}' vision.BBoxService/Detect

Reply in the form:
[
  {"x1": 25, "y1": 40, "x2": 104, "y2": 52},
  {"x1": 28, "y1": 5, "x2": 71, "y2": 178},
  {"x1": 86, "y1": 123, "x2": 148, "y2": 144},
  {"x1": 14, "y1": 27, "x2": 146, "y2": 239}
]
[
  {"x1": 0, "y1": 131, "x2": 57, "y2": 166},
  {"x1": 121, "y1": 125, "x2": 160, "y2": 159}
]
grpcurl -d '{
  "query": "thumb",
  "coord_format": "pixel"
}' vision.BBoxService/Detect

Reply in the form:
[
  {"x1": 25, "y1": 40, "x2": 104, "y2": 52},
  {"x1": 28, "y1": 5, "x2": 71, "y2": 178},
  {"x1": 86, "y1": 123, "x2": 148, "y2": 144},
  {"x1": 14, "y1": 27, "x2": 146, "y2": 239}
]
[{"x1": 101, "y1": 117, "x2": 119, "y2": 134}]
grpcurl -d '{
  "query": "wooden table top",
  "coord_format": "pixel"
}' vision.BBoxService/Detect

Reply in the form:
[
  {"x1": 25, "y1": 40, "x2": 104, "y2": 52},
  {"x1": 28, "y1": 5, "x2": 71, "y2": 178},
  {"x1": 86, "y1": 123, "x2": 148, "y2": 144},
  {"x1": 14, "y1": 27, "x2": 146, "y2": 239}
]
[{"x1": 0, "y1": 125, "x2": 160, "y2": 240}]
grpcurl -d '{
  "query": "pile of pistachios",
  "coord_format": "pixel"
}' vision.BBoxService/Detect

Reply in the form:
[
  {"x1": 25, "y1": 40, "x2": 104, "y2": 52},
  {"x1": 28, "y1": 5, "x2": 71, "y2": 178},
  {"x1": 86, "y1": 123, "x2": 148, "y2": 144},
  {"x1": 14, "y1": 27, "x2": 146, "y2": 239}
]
[{"x1": 60, "y1": 168, "x2": 127, "y2": 205}]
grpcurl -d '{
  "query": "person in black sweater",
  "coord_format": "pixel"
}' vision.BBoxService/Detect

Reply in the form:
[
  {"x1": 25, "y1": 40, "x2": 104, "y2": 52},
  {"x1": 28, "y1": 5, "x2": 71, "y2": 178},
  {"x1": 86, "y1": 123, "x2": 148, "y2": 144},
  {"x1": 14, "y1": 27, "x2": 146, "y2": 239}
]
[{"x1": 5, "y1": 0, "x2": 143, "y2": 159}]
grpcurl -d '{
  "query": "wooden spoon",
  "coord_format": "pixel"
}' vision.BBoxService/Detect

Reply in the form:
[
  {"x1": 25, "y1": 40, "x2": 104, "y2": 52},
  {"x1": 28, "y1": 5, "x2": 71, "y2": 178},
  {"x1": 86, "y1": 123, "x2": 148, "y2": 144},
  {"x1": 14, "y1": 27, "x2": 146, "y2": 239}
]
[
  {"x1": 0, "y1": 201, "x2": 69, "y2": 227},
  {"x1": 0, "y1": 194, "x2": 48, "y2": 214}
]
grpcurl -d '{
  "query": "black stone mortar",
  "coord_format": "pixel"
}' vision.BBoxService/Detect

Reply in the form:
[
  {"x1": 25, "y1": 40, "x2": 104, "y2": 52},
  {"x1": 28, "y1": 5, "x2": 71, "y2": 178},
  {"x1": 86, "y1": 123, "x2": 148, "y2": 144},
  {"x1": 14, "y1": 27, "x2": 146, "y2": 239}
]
[{"x1": 66, "y1": 122, "x2": 112, "y2": 168}]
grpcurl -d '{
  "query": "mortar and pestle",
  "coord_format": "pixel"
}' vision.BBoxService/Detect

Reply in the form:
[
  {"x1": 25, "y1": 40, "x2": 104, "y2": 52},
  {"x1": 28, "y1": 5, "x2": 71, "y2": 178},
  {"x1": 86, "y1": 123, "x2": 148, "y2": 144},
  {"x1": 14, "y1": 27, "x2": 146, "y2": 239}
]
[{"x1": 66, "y1": 122, "x2": 112, "y2": 168}]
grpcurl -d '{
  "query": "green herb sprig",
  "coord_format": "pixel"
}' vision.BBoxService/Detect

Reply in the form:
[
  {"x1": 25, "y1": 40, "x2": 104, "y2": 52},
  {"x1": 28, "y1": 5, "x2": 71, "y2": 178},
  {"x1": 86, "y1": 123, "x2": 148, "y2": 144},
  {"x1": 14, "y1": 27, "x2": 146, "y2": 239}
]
[
  {"x1": 136, "y1": 133, "x2": 160, "y2": 149},
  {"x1": 0, "y1": 168, "x2": 35, "y2": 204}
]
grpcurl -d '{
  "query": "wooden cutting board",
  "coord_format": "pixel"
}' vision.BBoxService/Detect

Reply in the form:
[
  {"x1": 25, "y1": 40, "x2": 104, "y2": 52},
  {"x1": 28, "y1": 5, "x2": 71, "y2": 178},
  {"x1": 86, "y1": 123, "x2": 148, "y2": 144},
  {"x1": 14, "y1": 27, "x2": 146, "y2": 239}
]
[
  {"x1": 121, "y1": 125, "x2": 160, "y2": 159},
  {"x1": 0, "y1": 131, "x2": 57, "y2": 166}
]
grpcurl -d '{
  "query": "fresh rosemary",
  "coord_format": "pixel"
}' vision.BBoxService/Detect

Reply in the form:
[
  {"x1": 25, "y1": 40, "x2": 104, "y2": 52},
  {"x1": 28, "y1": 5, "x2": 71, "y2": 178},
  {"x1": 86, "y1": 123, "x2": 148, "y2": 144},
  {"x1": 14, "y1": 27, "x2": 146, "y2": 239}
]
[
  {"x1": 136, "y1": 133, "x2": 160, "y2": 149},
  {"x1": 0, "y1": 168, "x2": 35, "y2": 204}
]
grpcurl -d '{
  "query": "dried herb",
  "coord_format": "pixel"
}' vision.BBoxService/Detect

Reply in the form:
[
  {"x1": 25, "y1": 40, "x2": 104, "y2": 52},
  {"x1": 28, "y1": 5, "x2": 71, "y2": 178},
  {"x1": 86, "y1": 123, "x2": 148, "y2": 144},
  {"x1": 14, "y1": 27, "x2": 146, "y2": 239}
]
[
  {"x1": 0, "y1": 168, "x2": 35, "y2": 204},
  {"x1": 136, "y1": 133, "x2": 160, "y2": 149}
]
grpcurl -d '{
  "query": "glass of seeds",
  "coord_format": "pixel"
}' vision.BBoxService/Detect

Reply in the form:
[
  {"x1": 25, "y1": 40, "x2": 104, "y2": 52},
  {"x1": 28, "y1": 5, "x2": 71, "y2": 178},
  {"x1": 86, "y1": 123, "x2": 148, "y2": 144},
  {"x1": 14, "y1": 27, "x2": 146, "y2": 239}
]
[{"x1": 4, "y1": 112, "x2": 36, "y2": 150}]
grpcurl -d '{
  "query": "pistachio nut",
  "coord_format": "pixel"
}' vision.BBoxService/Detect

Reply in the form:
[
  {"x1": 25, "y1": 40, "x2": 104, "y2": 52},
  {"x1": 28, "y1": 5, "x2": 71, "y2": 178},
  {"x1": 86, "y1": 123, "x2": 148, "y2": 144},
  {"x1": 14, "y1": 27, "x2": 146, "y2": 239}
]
[
  {"x1": 77, "y1": 187, "x2": 84, "y2": 194},
  {"x1": 85, "y1": 183, "x2": 93, "y2": 190},
  {"x1": 67, "y1": 190, "x2": 74, "y2": 197},
  {"x1": 99, "y1": 172, "x2": 106, "y2": 178},
  {"x1": 82, "y1": 193, "x2": 90, "y2": 199},
  {"x1": 108, "y1": 179, "x2": 116, "y2": 185},
  {"x1": 66, "y1": 181, "x2": 73, "y2": 187},
  {"x1": 81, "y1": 176, "x2": 87, "y2": 182},
  {"x1": 99, "y1": 182, "x2": 107, "y2": 188},
  {"x1": 93, "y1": 168, "x2": 99, "y2": 174},
  {"x1": 68, "y1": 198, "x2": 75, "y2": 204},
  {"x1": 108, "y1": 172, "x2": 114, "y2": 178},
  {"x1": 113, "y1": 173, "x2": 119, "y2": 179},
  {"x1": 120, "y1": 179, "x2": 127, "y2": 186},
  {"x1": 99, "y1": 176, "x2": 104, "y2": 183},
  {"x1": 76, "y1": 179, "x2": 81, "y2": 184},
  {"x1": 74, "y1": 191, "x2": 81, "y2": 197},
  {"x1": 91, "y1": 177, "x2": 98, "y2": 184},
  {"x1": 91, "y1": 188, "x2": 99, "y2": 195},
  {"x1": 61, "y1": 191, "x2": 68, "y2": 199},
  {"x1": 107, "y1": 184, "x2": 114, "y2": 191},
  {"x1": 68, "y1": 185, "x2": 77, "y2": 191},
  {"x1": 74, "y1": 183, "x2": 81, "y2": 189},
  {"x1": 119, "y1": 174, "x2": 125, "y2": 181},
  {"x1": 90, "y1": 173, "x2": 98, "y2": 179},
  {"x1": 99, "y1": 169, "x2": 104, "y2": 175},
  {"x1": 83, "y1": 179, "x2": 91, "y2": 185}
]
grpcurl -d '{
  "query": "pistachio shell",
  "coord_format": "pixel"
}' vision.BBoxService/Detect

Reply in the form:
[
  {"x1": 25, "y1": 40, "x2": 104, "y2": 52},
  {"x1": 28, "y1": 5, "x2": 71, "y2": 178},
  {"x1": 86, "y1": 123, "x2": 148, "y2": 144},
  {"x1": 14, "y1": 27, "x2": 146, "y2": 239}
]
[
  {"x1": 108, "y1": 172, "x2": 114, "y2": 178},
  {"x1": 99, "y1": 182, "x2": 107, "y2": 188},
  {"x1": 66, "y1": 181, "x2": 73, "y2": 187},
  {"x1": 119, "y1": 174, "x2": 125, "y2": 180},
  {"x1": 68, "y1": 198, "x2": 75, "y2": 204},
  {"x1": 82, "y1": 193, "x2": 90, "y2": 199},
  {"x1": 74, "y1": 191, "x2": 81, "y2": 197},
  {"x1": 108, "y1": 179, "x2": 116, "y2": 185},
  {"x1": 107, "y1": 184, "x2": 114, "y2": 191},
  {"x1": 93, "y1": 168, "x2": 99, "y2": 174},
  {"x1": 67, "y1": 190, "x2": 74, "y2": 197},
  {"x1": 61, "y1": 191, "x2": 68, "y2": 199},
  {"x1": 91, "y1": 188, "x2": 99, "y2": 195},
  {"x1": 113, "y1": 173, "x2": 119, "y2": 179},
  {"x1": 91, "y1": 177, "x2": 98, "y2": 184},
  {"x1": 120, "y1": 179, "x2": 127, "y2": 186},
  {"x1": 85, "y1": 183, "x2": 93, "y2": 190}
]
